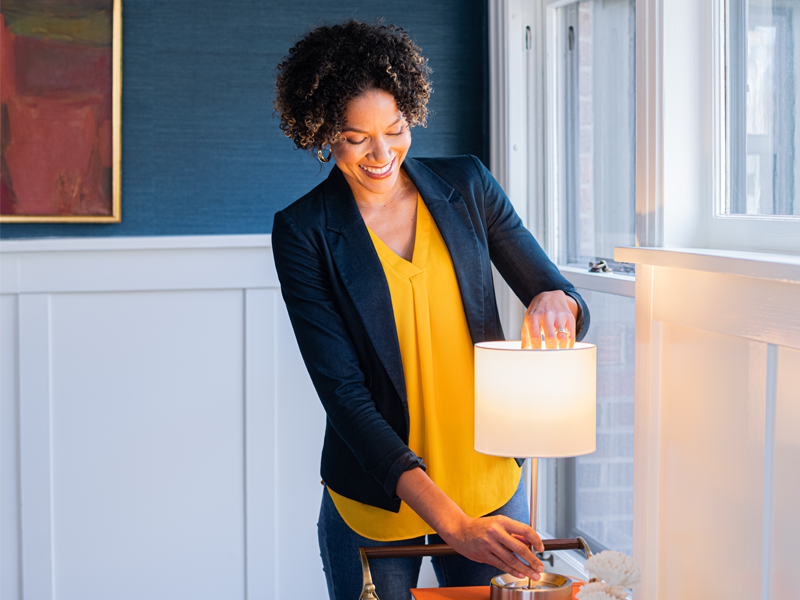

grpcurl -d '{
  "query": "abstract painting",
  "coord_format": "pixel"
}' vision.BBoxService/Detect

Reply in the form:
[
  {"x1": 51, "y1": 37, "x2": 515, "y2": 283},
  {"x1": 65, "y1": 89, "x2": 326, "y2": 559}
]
[{"x1": 1, "y1": 0, "x2": 120, "y2": 222}]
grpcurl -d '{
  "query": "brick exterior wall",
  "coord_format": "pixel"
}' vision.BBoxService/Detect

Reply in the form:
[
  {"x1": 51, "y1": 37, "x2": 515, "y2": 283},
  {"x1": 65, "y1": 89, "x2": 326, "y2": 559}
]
[{"x1": 576, "y1": 288, "x2": 635, "y2": 555}]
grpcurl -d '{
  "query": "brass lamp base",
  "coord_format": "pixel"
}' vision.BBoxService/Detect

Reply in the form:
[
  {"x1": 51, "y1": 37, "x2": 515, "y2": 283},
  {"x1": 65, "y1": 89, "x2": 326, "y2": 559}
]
[{"x1": 489, "y1": 573, "x2": 573, "y2": 599}]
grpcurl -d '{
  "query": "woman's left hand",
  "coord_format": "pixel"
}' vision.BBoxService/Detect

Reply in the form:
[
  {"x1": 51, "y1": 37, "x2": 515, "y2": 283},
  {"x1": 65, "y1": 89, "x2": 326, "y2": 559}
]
[{"x1": 521, "y1": 291, "x2": 578, "y2": 349}]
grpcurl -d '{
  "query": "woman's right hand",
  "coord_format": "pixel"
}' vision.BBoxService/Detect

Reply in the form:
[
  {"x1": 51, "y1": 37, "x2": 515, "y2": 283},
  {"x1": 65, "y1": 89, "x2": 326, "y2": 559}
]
[
  {"x1": 439, "y1": 514, "x2": 545, "y2": 581},
  {"x1": 396, "y1": 467, "x2": 545, "y2": 580}
]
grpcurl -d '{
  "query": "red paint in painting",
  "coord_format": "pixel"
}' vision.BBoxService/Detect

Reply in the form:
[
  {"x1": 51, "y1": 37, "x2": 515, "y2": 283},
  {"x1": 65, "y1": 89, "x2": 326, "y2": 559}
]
[
  {"x1": 1, "y1": 14, "x2": 19, "y2": 214},
  {"x1": 0, "y1": 7, "x2": 114, "y2": 217}
]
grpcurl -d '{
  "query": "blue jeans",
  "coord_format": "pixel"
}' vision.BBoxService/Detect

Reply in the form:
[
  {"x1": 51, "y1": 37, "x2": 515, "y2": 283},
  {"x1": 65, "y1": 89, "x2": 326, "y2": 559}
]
[{"x1": 318, "y1": 475, "x2": 529, "y2": 600}]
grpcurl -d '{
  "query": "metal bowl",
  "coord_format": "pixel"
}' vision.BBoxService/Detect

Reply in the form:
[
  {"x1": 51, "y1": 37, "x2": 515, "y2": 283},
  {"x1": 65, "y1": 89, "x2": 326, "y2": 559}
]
[{"x1": 489, "y1": 573, "x2": 573, "y2": 600}]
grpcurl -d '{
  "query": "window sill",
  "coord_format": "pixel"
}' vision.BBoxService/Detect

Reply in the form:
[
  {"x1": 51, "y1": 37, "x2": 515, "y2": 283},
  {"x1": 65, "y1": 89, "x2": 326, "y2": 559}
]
[
  {"x1": 614, "y1": 246, "x2": 800, "y2": 284},
  {"x1": 558, "y1": 265, "x2": 635, "y2": 297}
]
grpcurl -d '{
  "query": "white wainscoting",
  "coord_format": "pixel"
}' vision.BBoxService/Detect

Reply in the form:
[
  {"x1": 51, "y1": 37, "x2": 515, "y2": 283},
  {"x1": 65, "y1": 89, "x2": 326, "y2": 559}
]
[
  {"x1": 0, "y1": 235, "x2": 331, "y2": 600},
  {"x1": 617, "y1": 247, "x2": 800, "y2": 600}
]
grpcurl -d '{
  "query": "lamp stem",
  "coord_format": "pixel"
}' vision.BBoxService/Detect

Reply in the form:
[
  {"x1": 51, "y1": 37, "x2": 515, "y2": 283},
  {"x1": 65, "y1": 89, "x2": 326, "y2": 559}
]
[
  {"x1": 530, "y1": 456, "x2": 538, "y2": 532},
  {"x1": 528, "y1": 457, "x2": 539, "y2": 590}
]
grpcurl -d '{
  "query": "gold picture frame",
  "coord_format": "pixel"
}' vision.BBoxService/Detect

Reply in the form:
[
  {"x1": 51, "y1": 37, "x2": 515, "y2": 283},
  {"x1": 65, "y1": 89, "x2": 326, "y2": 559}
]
[{"x1": 1, "y1": 0, "x2": 122, "y2": 223}]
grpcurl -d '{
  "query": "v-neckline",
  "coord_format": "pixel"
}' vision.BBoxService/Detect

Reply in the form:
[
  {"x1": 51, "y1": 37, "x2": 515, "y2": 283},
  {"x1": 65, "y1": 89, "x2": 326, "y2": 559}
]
[{"x1": 367, "y1": 195, "x2": 431, "y2": 273}]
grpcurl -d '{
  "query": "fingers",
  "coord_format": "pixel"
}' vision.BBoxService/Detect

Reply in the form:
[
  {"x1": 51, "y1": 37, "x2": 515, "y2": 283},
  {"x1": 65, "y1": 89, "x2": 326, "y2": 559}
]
[
  {"x1": 488, "y1": 518, "x2": 544, "y2": 579},
  {"x1": 521, "y1": 291, "x2": 577, "y2": 350},
  {"x1": 502, "y1": 517, "x2": 545, "y2": 554},
  {"x1": 542, "y1": 313, "x2": 558, "y2": 349},
  {"x1": 554, "y1": 313, "x2": 573, "y2": 350},
  {"x1": 478, "y1": 535, "x2": 542, "y2": 580},
  {"x1": 491, "y1": 547, "x2": 542, "y2": 581},
  {"x1": 567, "y1": 312, "x2": 578, "y2": 348},
  {"x1": 449, "y1": 516, "x2": 545, "y2": 581},
  {"x1": 522, "y1": 307, "x2": 561, "y2": 350},
  {"x1": 521, "y1": 318, "x2": 534, "y2": 350},
  {"x1": 489, "y1": 538, "x2": 543, "y2": 580},
  {"x1": 521, "y1": 313, "x2": 546, "y2": 350},
  {"x1": 486, "y1": 553, "x2": 529, "y2": 580}
]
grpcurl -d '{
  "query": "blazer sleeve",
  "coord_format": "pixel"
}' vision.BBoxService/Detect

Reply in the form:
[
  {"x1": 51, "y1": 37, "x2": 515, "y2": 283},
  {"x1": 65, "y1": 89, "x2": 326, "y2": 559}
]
[
  {"x1": 471, "y1": 156, "x2": 591, "y2": 340},
  {"x1": 272, "y1": 210, "x2": 425, "y2": 499}
]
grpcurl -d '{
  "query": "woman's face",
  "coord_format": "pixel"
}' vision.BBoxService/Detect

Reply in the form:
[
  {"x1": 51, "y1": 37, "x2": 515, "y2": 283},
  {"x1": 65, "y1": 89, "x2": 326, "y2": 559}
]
[{"x1": 330, "y1": 89, "x2": 412, "y2": 200}]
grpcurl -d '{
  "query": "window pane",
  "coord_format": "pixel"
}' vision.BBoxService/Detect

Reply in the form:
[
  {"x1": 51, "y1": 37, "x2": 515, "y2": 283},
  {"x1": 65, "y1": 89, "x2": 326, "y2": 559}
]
[
  {"x1": 560, "y1": 0, "x2": 635, "y2": 267},
  {"x1": 728, "y1": 0, "x2": 799, "y2": 216},
  {"x1": 566, "y1": 289, "x2": 635, "y2": 555}
]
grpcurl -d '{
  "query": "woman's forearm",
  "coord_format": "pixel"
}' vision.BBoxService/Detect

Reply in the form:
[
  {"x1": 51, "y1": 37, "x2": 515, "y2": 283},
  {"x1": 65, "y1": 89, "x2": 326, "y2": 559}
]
[
  {"x1": 395, "y1": 467, "x2": 545, "y2": 580},
  {"x1": 396, "y1": 466, "x2": 468, "y2": 538}
]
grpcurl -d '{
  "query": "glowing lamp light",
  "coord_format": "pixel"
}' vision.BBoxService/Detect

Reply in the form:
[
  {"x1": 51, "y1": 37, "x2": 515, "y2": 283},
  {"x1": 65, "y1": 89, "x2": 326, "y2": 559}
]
[{"x1": 475, "y1": 341, "x2": 596, "y2": 459}]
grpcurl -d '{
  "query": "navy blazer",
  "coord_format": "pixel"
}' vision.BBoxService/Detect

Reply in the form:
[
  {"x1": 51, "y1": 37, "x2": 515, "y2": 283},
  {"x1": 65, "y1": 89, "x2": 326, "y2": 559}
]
[{"x1": 272, "y1": 155, "x2": 590, "y2": 513}]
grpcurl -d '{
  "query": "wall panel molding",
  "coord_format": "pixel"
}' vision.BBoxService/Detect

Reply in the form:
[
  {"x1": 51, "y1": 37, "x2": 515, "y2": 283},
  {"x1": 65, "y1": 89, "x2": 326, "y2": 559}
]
[
  {"x1": 616, "y1": 246, "x2": 800, "y2": 350},
  {"x1": 18, "y1": 294, "x2": 54, "y2": 600},
  {"x1": 1, "y1": 236, "x2": 276, "y2": 295},
  {"x1": 651, "y1": 268, "x2": 800, "y2": 350},
  {"x1": 0, "y1": 255, "x2": 20, "y2": 294},
  {"x1": 244, "y1": 288, "x2": 279, "y2": 599},
  {"x1": 631, "y1": 265, "x2": 660, "y2": 600},
  {"x1": 0, "y1": 234, "x2": 272, "y2": 254},
  {"x1": 1, "y1": 235, "x2": 327, "y2": 600},
  {"x1": 621, "y1": 246, "x2": 800, "y2": 600}
]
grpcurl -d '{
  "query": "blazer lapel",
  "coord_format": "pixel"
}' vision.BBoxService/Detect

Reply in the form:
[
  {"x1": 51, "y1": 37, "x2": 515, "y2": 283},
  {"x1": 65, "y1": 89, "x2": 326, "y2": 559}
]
[
  {"x1": 321, "y1": 158, "x2": 488, "y2": 406},
  {"x1": 323, "y1": 167, "x2": 408, "y2": 403},
  {"x1": 403, "y1": 158, "x2": 486, "y2": 344}
]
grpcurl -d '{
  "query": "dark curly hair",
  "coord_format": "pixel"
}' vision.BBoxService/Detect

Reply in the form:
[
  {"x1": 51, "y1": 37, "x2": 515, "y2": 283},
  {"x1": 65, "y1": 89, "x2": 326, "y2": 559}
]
[{"x1": 274, "y1": 20, "x2": 433, "y2": 153}]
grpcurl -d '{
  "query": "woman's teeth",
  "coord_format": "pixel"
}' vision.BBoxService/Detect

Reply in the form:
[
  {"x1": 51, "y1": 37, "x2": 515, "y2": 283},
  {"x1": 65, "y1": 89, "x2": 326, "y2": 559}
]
[{"x1": 360, "y1": 159, "x2": 393, "y2": 175}]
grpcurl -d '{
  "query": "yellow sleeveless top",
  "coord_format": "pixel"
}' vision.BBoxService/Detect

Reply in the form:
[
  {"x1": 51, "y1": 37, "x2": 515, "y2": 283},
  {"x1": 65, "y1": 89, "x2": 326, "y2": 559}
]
[{"x1": 327, "y1": 195, "x2": 520, "y2": 541}]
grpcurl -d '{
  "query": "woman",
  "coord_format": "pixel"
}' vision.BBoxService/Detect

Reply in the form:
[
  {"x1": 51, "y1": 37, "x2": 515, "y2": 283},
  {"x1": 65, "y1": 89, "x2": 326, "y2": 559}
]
[{"x1": 272, "y1": 20, "x2": 590, "y2": 600}]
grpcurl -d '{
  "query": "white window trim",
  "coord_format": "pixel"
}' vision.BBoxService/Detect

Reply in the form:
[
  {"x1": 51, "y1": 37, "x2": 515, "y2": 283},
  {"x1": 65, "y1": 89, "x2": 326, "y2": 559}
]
[
  {"x1": 559, "y1": 267, "x2": 636, "y2": 297},
  {"x1": 489, "y1": 0, "x2": 528, "y2": 337}
]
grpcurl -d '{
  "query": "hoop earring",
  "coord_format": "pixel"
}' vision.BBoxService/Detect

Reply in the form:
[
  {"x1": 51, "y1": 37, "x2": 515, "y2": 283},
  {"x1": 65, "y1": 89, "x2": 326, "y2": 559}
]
[{"x1": 317, "y1": 146, "x2": 332, "y2": 163}]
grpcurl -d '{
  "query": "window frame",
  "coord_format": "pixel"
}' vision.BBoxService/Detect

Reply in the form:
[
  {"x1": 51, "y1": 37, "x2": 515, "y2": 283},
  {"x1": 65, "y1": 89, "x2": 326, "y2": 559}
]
[
  {"x1": 490, "y1": 0, "x2": 638, "y2": 574},
  {"x1": 549, "y1": 0, "x2": 638, "y2": 276},
  {"x1": 682, "y1": 0, "x2": 800, "y2": 254}
]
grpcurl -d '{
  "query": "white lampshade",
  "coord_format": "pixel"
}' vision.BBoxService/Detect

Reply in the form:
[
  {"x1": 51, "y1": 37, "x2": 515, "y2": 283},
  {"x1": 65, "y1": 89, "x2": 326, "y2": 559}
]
[{"x1": 474, "y1": 341, "x2": 597, "y2": 458}]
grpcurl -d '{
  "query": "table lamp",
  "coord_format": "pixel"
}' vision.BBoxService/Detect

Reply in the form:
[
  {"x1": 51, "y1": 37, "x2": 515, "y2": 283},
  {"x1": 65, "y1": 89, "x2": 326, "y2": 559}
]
[{"x1": 474, "y1": 340, "x2": 597, "y2": 599}]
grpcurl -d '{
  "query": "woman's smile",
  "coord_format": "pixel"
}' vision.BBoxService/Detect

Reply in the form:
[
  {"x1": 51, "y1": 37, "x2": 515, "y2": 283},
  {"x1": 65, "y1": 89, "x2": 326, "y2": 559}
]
[{"x1": 359, "y1": 157, "x2": 396, "y2": 178}]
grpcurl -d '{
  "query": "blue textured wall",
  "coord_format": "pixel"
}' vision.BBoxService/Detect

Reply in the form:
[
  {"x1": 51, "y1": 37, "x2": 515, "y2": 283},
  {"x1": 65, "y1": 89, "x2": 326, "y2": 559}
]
[{"x1": 1, "y1": 0, "x2": 488, "y2": 239}]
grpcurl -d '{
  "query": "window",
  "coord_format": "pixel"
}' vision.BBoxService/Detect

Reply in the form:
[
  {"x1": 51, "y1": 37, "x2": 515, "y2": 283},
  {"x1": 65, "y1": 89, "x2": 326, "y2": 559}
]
[
  {"x1": 552, "y1": 0, "x2": 636, "y2": 270},
  {"x1": 707, "y1": 0, "x2": 800, "y2": 253},
  {"x1": 727, "y1": 0, "x2": 800, "y2": 217},
  {"x1": 530, "y1": 0, "x2": 637, "y2": 561}
]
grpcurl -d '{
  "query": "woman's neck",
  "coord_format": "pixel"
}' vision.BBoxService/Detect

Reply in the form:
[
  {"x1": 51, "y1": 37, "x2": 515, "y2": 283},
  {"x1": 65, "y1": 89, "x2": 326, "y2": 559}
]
[
  {"x1": 354, "y1": 170, "x2": 420, "y2": 261},
  {"x1": 351, "y1": 169, "x2": 417, "y2": 213}
]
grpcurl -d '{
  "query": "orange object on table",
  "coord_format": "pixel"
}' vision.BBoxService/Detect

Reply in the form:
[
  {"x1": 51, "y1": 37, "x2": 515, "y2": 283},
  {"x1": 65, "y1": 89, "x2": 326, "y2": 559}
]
[{"x1": 410, "y1": 581, "x2": 585, "y2": 600}]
